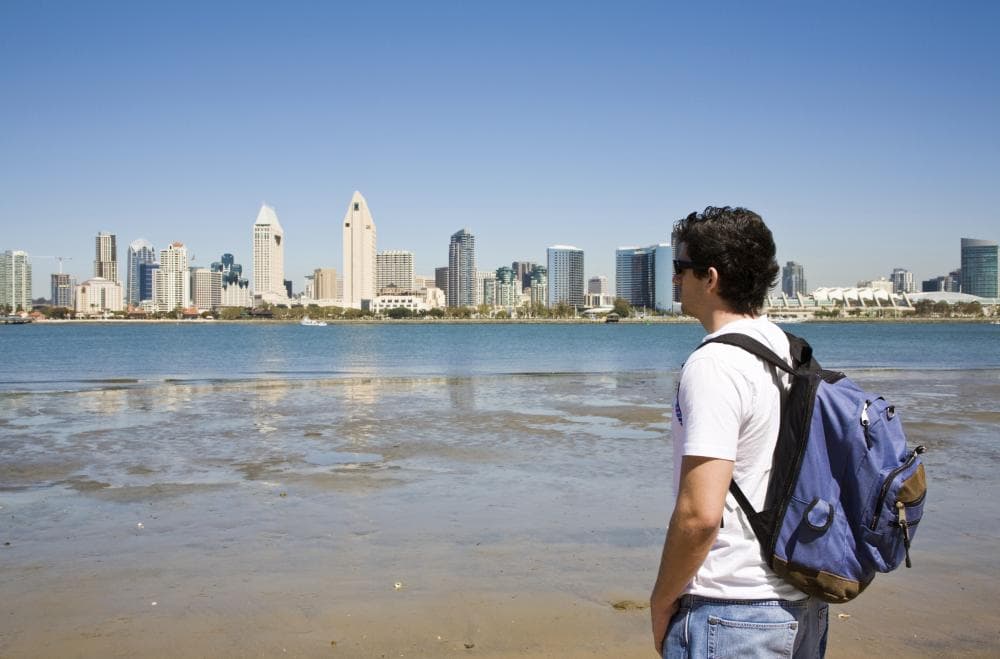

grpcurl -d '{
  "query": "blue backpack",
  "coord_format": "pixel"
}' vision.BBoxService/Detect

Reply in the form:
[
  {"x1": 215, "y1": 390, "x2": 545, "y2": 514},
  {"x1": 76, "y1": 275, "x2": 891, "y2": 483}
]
[{"x1": 701, "y1": 332, "x2": 927, "y2": 603}]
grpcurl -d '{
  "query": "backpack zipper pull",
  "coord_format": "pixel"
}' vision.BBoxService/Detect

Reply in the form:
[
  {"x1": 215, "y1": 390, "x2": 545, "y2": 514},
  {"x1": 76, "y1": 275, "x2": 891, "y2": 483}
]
[{"x1": 896, "y1": 501, "x2": 912, "y2": 568}]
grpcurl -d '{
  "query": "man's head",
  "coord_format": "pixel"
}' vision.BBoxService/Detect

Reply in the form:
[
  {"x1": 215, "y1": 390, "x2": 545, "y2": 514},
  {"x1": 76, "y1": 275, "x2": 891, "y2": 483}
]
[{"x1": 672, "y1": 206, "x2": 779, "y2": 316}]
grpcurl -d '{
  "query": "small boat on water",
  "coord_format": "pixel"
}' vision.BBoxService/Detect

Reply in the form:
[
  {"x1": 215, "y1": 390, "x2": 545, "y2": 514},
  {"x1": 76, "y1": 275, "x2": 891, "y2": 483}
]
[{"x1": 300, "y1": 316, "x2": 328, "y2": 327}]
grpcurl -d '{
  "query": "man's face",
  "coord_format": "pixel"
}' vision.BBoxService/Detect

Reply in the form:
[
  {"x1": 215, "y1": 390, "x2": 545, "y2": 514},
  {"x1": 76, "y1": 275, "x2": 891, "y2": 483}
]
[{"x1": 673, "y1": 243, "x2": 702, "y2": 319}]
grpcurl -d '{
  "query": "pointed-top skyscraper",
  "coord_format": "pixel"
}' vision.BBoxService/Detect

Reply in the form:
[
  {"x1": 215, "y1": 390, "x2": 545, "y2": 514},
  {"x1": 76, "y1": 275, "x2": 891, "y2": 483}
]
[
  {"x1": 252, "y1": 203, "x2": 286, "y2": 302},
  {"x1": 342, "y1": 191, "x2": 377, "y2": 307}
]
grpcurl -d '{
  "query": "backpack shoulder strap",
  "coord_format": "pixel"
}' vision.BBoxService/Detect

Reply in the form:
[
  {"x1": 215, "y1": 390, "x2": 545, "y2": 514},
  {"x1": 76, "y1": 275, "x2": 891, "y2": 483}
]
[{"x1": 698, "y1": 333, "x2": 795, "y2": 374}]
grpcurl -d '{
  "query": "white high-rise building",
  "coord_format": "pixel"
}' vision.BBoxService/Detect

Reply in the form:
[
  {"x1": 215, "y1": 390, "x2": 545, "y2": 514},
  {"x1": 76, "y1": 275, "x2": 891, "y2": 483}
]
[
  {"x1": 0, "y1": 250, "x2": 32, "y2": 311},
  {"x1": 94, "y1": 232, "x2": 118, "y2": 283},
  {"x1": 191, "y1": 268, "x2": 222, "y2": 312},
  {"x1": 154, "y1": 242, "x2": 190, "y2": 311},
  {"x1": 376, "y1": 250, "x2": 414, "y2": 292},
  {"x1": 126, "y1": 239, "x2": 156, "y2": 307},
  {"x1": 546, "y1": 245, "x2": 584, "y2": 308},
  {"x1": 252, "y1": 203, "x2": 286, "y2": 303},
  {"x1": 476, "y1": 270, "x2": 496, "y2": 307},
  {"x1": 342, "y1": 191, "x2": 377, "y2": 308}
]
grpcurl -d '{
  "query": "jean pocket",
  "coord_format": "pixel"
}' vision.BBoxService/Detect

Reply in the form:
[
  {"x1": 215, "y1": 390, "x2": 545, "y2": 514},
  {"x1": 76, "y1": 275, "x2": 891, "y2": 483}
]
[{"x1": 707, "y1": 615, "x2": 797, "y2": 659}]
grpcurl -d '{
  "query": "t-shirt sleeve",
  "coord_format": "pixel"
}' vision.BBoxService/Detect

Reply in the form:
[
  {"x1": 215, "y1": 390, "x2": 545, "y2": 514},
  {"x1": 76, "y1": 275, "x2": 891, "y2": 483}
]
[{"x1": 677, "y1": 351, "x2": 748, "y2": 461}]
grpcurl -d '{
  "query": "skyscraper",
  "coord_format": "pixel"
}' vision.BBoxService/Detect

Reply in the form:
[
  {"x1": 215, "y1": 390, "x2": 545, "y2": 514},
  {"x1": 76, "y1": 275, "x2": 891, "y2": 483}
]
[
  {"x1": 252, "y1": 204, "x2": 286, "y2": 302},
  {"x1": 546, "y1": 245, "x2": 584, "y2": 308},
  {"x1": 616, "y1": 244, "x2": 672, "y2": 311},
  {"x1": 960, "y1": 238, "x2": 999, "y2": 298},
  {"x1": 342, "y1": 191, "x2": 377, "y2": 307},
  {"x1": 0, "y1": 250, "x2": 32, "y2": 311},
  {"x1": 155, "y1": 242, "x2": 190, "y2": 311},
  {"x1": 495, "y1": 266, "x2": 520, "y2": 307},
  {"x1": 94, "y1": 232, "x2": 118, "y2": 283},
  {"x1": 435, "y1": 266, "x2": 449, "y2": 298},
  {"x1": 51, "y1": 273, "x2": 74, "y2": 308},
  {"x1": 190, "y1": 268, "x2": 222, "y2": 312},
  {"x1": 529, "y1": 265, "x2": 548, "y2": 307},
  {"x1": 376, "y1": 250, "x2": 414, "y2": 292},
  {"x1": 448, "y1": 229, "x2": 476, "y2": 307},
  {"x1": 312, "y1": 268, "x2": 338, "y2": 300},
  {"x1": 126, "y1": 239, "x2": 156, "y2": 306},
  {"x1": 782, "y1": 261, "x2": 808, "y2": 296},
  {"x1": 512, "y1": 261, "x2": 537, "y2": 292},
  {"x1": 588, "y1": 275, "x2": 608, "y2": 296},
  {"x1": 890, "y1": 268, "x2": 915, "y2": 294},
  {"x1": 138, "y1": 262, "x2": 158, "y2": 303}
]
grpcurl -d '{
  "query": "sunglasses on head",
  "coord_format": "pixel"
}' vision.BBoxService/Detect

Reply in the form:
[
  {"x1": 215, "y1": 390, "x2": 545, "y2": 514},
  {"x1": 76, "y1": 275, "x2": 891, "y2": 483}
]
[{"x1": 673, "y1": 259, "x2": 706, "y2": 275}]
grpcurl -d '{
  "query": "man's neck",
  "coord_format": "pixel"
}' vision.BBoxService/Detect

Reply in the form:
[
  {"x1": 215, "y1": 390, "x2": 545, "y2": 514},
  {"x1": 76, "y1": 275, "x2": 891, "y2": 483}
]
[{"x1": 700, "y1": 308, "x2": 757, "y2": 334}]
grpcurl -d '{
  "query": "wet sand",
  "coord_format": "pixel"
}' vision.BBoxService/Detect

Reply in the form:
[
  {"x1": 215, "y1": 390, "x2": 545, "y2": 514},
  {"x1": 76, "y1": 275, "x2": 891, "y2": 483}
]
[{"x1": 2, "y1": 370, "x2": 999, "y2": 657}]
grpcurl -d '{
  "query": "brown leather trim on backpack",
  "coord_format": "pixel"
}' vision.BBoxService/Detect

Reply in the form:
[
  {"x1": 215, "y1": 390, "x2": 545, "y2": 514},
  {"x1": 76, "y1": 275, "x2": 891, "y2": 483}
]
[
  {"x1": 897, "y1": 463, "x2": 926, "y2": 505},
  {"x1": 772, "y1": 556, "x2": 873, "y2": 604}
]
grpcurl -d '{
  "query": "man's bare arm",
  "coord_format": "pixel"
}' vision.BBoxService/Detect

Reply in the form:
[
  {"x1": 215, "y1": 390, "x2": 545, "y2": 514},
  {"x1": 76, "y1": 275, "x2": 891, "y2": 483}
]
[{"x1": 649, "y1": 455, "x2": 733, "y2": 654}]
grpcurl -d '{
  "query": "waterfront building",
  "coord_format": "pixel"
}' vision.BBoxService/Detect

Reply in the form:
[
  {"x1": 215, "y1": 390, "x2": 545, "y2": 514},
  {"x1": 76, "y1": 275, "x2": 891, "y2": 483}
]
[
  {"x1": 448, "y1": 229, "x2": 476, "y2": 307},
  {"x1": 191, "y1": 267, "x2": 222, "y2": 312},
  {"x1": 154, "y1": 242, "x2": 190, "y2": 311},
  {"x1": 74, "y1": 277, "x2": 123, "y2": 316},
  {"x1": 376, "y1": 250, "x2": 414, "y2": 293},
  {"x1": 495, "y1": 266, "x2": 520, "y2": 308},
  {"x1": 211, "y1": 254, "x2": 251, "y2": 308},
  {"x1": 138, "y1": 262, "x2": 158, "y2": 302},
  {"x1": 547, "y1": 245, "x2": 584, "y2": 308},
  {"x1": 50, "y1": 273, "x2": 74, "y2": 308},
  {"x1": 372, "y1": 286, "x2": 445, "y2": 314},
  {"x1": 615, "y1": 243, "x2": 673, "y2": 311},
  {"x1": 512, "y1": 261, "x2": 538, "y2": 292},
  {"x1": 529, "y1": 265, "x2": 548, "y2": 307},
  {"x1": 284, "y1": 280, "x2": 292, "y2": 298},
  {"x1": 890, "y1": 268, "x2": 915, "y2": 294},
  {"x1": 477, "y1": 270, "x2": 496, "y2": 307},
  {"x1": 435, "y1": 267, "x2": 449, "y2": 299},
  {"x1": 94, "y1": 232, "x2": 118, "y2": 283},
  {"x1": 126, "y1": 239, "x2": 156, "y2": 306},
  {"x1": 782, "y1": 261, "x2": 808, "y2": 297},
  {"x1": 960, "y1": 238, "x2": 999, "y2": 298},
  {"x1": 588, "y1": 275, "x2": 608, "y2": 296},
  {"x1": 312, "y1": 268, "x2": 338, "y2": 300},
  {"x1": 0, "y1": 250, "x2": 32, "y2": 311},
  {"x1": 252, "y1": 204, "x2": 287, "y2": 303},
  {"x1": 342, "y1": 191, "x2": 377, "y2": 308}
]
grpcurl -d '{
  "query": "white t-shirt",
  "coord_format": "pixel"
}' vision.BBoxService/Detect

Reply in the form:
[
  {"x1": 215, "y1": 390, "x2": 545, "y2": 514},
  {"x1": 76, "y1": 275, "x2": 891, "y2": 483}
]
[{"x1": 671, "y1": 316, "x2": 805, "y2": 601}]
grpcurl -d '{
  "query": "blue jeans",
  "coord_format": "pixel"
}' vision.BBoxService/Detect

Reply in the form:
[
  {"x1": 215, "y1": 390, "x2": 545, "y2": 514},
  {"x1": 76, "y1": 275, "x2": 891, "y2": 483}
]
[{"x1": 663, "y1": 594, "x2": 828, "y2": 658}]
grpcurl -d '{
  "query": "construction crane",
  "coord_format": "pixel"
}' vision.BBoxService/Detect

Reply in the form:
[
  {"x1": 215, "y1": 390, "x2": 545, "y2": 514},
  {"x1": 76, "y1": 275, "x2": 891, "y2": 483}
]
[{"x1": 33, "y1": 256, "x2": 74, "y2": 273}]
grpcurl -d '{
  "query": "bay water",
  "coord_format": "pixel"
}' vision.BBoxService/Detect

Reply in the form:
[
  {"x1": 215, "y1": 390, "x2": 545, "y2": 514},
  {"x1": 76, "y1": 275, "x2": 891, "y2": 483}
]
[{"x1": 1, "y1": 321, "x2": 998, "y2": 656}]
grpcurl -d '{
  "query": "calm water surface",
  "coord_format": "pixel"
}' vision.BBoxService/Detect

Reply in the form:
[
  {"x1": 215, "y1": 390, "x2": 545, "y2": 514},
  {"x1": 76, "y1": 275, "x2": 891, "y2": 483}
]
[{"x1": 0, "y1": 321, "x2": 998, "y2": 656}]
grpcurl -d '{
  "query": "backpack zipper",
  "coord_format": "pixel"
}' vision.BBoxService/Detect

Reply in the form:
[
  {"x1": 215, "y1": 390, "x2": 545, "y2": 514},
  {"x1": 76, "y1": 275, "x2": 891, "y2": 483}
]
[{"x1": 870, "y1": 445, "x2": 926, "y2": 531}]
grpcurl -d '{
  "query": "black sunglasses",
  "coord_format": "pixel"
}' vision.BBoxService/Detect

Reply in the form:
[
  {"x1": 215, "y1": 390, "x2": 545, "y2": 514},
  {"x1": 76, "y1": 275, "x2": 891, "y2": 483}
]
[{"x1": 673, "y1": 259, "x2": 706, "y2": 276}]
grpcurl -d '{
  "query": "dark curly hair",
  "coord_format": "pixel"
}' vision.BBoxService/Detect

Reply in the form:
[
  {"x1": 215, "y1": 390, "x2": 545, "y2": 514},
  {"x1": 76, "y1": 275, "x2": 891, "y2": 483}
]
[{"x1": 672, "y1": 206, "x2": 779, "y2": 314}]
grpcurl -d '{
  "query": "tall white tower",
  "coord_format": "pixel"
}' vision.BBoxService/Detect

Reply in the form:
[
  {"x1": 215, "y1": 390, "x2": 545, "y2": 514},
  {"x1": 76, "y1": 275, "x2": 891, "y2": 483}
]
[
  {"x1": 252, "y1": 203, "x2": 286, "y2": 301},
  {"x1": 342, "y1": 191, "x2": 377, "y2": 307}
]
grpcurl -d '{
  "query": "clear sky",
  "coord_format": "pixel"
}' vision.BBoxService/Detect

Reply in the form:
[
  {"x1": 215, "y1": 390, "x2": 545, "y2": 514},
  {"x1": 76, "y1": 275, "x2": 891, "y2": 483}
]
[{"x1": 2, "y1": 1, "x2": 998, "y2": 298}]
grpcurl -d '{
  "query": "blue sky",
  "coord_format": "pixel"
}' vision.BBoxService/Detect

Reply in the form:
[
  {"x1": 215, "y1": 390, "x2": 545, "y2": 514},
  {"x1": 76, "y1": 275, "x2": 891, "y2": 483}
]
[{"x1": 2, "y1": 1, "x2": 998, "y2": 298}]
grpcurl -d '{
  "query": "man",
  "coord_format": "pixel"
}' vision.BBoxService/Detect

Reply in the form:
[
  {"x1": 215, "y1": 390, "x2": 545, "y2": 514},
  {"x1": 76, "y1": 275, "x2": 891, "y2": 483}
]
[{"x1": 650, "y1": 207, "x2": 828, "y2": 658}]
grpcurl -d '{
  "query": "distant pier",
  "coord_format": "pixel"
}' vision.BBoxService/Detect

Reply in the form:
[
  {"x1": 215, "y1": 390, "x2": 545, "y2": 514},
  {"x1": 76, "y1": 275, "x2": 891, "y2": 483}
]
[{"x1": 1, "y1": 316, "x2": 32, "y2": 325}]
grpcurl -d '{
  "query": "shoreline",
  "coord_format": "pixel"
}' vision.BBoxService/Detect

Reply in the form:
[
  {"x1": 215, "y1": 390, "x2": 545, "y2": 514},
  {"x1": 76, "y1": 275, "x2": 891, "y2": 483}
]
[{"x1": 14, "y1": 316, "x2": 996, "y2": 325}]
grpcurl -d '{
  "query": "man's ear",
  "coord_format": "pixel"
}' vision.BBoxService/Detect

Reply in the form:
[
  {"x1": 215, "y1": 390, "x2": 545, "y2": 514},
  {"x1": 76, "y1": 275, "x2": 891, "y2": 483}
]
[{"x1": 705, "y1": 266, "x2": 720, "y2": 293}]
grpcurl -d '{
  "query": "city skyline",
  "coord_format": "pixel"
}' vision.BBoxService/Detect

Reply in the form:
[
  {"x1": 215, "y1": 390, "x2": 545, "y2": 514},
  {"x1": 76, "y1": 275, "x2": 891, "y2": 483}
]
[{"x1": 2, "y1": 3, "x2": 998, "y2": 298}]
